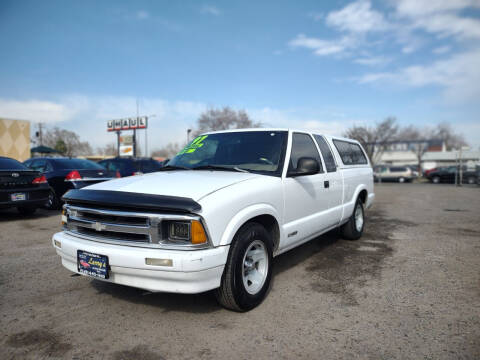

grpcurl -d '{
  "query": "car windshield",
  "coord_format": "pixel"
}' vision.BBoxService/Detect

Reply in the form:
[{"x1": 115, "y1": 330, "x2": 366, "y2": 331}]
[
  {"x1": 53, "y1": 158, "x2": 105, "y2": 170},
  {"x1": 0, "y1": 157, "x2": 28, "y2": 170},
  {"x1": 168, "y1": 131, "x2": 288, "y2": 176}
]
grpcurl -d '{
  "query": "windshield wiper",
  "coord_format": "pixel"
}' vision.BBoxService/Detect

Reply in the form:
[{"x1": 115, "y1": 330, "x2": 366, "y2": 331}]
[
  {"x1": 192, "y1": 165, "x2": 249, "y2": 173},
  {"x1": 158, "y1": 165, "x2": 191, "y2": 171}
]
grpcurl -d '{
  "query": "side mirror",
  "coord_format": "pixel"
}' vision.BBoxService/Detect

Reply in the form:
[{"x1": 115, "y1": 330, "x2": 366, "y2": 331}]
[{"x1": 288, "y1": 157, "x2": 320, "y2": 177}]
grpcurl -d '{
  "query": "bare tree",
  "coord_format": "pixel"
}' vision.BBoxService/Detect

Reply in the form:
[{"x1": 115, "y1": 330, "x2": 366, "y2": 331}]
[
  {"x1": 43, "y1": 127, "x2": 93, "y2": 157},
  {"x1": 433, "y1": 122, "x2": 467, "y2": 150},
  {"x1": 194, "y1": 107, "x2": 260, "y2": 136},
  {"x1": 343, "y1": 117, "x2": 398, "y2": 164},
  {"x1": 396, "y1": 125, "x2": 430, "y2": 172},
  {"x1": 151, "y1": 142, "x2": 183, "y2": 158},
  {"x1": 96, "y1": 143, "x2": 117, "y2": 156}
]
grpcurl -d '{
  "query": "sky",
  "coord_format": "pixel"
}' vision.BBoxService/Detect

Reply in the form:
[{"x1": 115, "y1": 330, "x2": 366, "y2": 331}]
[{"x1": 0, "y1": 0, "x2": 479, "y2": 153}]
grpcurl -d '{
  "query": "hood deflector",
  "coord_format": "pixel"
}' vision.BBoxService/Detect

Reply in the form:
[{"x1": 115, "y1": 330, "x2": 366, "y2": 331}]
[{"x1": 62, "y1": 189, "x2": 201, "y2": 213}]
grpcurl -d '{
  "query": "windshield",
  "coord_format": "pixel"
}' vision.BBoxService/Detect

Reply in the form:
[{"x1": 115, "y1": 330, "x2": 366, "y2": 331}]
[{"x1": 168, "y1": 131, "x2": 287, "y2": 176}]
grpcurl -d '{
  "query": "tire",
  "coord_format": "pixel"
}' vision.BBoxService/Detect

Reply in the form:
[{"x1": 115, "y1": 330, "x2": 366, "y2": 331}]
[
  {"x1": 17, "y1": 206, "x2": 37, "y2": 215},
  {"x1": 215, "y1": 222, "x2": 273, "y2": 312},
  {"x1": 467, "y1": 177, "x2": 475, "y2": 185},
  {"x1": 398, "y1": 177, "x2": 405, "y2": 183},
  {"x1": 340, "y1": 198, "x2": 364, "y2": 241},
  {"x1": 46, "y1": 190, "x2": 61, "y2": 210},
  {"x1": 432, "y1": 176, "x2": 440, "y2": 184}
]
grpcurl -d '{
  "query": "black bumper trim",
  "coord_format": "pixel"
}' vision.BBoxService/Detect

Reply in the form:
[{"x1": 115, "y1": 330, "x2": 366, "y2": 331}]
[{"x1": 62, "y1": 189, "x2": 201, "y2": 213}]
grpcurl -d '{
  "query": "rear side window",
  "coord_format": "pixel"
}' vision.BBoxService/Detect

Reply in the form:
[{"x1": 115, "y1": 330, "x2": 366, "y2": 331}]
[
  {"x1": 333, "y1": 140, "x2": 368, "y2": 165},
  {"x1": 390, "y1": 167, "x2": 406, "y2": 172},
  {"x1": 289, "y1": 133, "x2": 323, "y2": 173},
  {"x1": 0, "y1": 157, "x2": 27, "y2": 170},
  {"x1": 313, "y1": 135, "x2": 336, "y2": 172}
]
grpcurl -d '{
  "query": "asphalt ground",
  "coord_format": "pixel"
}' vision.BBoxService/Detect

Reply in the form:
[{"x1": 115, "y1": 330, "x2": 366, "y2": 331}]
[{"x1": 1, "y1": 183, "x2": 479, "y2": 359}]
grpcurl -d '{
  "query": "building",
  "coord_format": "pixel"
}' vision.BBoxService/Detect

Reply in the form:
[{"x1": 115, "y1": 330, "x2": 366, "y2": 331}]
[{"x1": 0, "y1": 118, "x2": 31, "y2": 161}]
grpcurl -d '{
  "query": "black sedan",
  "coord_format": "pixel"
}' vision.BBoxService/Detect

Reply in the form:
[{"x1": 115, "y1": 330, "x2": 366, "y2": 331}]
[
  {"x1": 23, "y1": 157, "x2": 115, "y2": 209},
  {"x1": 0, "y1": 156, "x2": 50, "y2": 215},
  {"x1": 98, "y1": 157, "x2": 163, "y2": 177},
  {"x1": 427, "y1": 165, "x2": 477, "y2": 184}
]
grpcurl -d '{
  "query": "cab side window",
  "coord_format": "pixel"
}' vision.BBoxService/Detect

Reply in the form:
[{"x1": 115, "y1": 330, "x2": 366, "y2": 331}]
[
  {"x1": 314, "y1": 135, "x2": 337, "y2": 172},
  {"x1": 289, "y1": 133, "x2": 323, "y2": 173}
]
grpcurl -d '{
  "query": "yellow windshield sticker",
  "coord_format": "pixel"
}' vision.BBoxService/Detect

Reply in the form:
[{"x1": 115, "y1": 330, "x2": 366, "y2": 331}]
[{"x1": 178, "y1": 135, "x2": 208, "y2": 155}]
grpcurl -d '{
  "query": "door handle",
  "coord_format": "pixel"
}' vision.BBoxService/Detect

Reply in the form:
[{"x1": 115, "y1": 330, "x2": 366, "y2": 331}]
[{"x1": 324, "y1": 180, "x2": 330, "y2": 188}]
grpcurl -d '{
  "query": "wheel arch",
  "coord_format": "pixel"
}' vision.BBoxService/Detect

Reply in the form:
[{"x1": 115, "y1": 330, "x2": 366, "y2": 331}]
[{"x1": 219, "y1": 204, "x2": 282, "y2": 252}]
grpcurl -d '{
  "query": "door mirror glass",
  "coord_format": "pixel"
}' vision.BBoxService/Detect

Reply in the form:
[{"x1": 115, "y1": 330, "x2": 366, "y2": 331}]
[{"x1": 288, "y1": 157, "x2": 320, "y2": 177}]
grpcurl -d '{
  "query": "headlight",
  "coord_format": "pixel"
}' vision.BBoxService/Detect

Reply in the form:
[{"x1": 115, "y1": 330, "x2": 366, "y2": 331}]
[{"x1": 164, "y1": 220, "x2": 208, "y2": 245}]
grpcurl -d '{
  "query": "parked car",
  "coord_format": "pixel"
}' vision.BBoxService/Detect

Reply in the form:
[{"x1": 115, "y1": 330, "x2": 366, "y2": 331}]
[
  {"x1": 406, "y1": 165, "x2": 420, "y2": 177},
  {"x1": 98, "y1": 157, "x2": 163, "y2": 177},
  {"x1": 374, "y1": 165, "x2": 413, "y2": 183},
  {"x1": 23, "y1": 157, "x2": 115, "y2": 209},
  {"x1": 0, "y1": 156, "x2": 50, "y2": 215},
  {"x1": 53, "y1": 129, "x2": 374, "y2": 311},
  {"x1": 426, "y1": 165, "x2": 477, "y2": 184}
]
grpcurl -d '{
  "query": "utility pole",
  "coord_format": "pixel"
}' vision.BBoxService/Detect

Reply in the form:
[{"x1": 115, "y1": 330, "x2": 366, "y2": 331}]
[
  {"x1": 37, "y1": 123, "x2": 44, "y2": 146},
  {"x1": 187, "y1": 129, "x2": 192, "y2": 143}
]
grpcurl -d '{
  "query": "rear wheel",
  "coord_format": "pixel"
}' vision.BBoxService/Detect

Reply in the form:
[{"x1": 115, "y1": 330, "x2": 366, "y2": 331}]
[
  {"x1": 46, "y1": 190, "x2": 61, "y2": 210},
  {"x1": 17, "y1": 206, "x2": 36, "y2": 215},
  {"x1": 340, "y1": 198, "x2": 364, "y2": 240},
  {"x1": 432, "y1": 176, "x2": 440, "y2": 184},
  {"x1": 215, "y1": 222, "x2": 273, "y2": 312},
  {"x1": 467, "y1": 177, "x2": 475, "y2": 185},
  {"x1": 398, "y1": 177, "x2": 405, "y2": 183}
]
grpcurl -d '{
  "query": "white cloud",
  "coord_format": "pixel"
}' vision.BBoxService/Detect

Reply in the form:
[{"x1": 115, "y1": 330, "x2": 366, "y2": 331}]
[
  {"x1": 0, "y1": 99, "x2": 75, "y2": 123},
  {"x1": 394, "y1": 0, "x2": 480, "y2": 40},
  {"x1": 136, "y1": 10, "x2": 149, "y2": 20},
  {"x1": 433, "y1": 45, "x2": 451, "y2": 54},
  {"x1": 357, "y1": 49, "x2": 480, "y2": 102},
  {"x1": 289, "y1": 34, "x2": 354, "y2": 56},
  {"x1": 354, "y1": 56, "x2": 391, "y2": 66},
  {"x1": 200, "y1": 5, "x2": 221, "y2": 16},
  {"x1": 326, "y1": 0, "x2": 388, "y2": 33}
]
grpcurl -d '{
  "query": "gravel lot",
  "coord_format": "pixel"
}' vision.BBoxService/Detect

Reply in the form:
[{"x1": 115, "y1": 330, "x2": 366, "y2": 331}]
[{"x1": 1, "y1": 183, "x2": 479, "y2": 359}]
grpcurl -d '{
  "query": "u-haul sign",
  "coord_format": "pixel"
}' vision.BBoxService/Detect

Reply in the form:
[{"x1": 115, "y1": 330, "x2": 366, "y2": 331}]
[{"x1": 107, "y1": 116, "x2": 147, "y2": 131}]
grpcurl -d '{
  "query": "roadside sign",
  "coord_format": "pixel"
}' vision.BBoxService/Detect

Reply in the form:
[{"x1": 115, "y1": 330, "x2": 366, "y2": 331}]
[{"x1": 139, "y1": 116, "x2": 147, "y2": 129}]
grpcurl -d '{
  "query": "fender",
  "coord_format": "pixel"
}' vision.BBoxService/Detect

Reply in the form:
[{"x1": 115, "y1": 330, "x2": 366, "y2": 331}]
[
  {"x1": 341, "y1": 183, "x2": 368, "y2": 222},
  {"x1": 219, "y1": 203, "x2": 284, "y2": 247}
]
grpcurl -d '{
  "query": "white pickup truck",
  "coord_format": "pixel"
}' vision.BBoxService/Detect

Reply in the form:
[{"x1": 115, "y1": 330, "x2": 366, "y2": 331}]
[{"x1": 53, "y1": 129, "x2": 374, "y2": 311}]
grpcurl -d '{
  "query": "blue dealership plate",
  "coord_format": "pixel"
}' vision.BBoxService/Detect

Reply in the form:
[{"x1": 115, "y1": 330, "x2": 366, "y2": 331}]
[{"x1": 77, "y1": 250, "x2": 109, "y2": 279}]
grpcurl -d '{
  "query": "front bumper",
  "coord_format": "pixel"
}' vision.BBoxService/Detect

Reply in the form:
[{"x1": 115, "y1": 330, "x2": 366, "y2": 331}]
[
  {"x1": 366, "y1": 193, "x2": 375, "y2": 209},
  {"x1": 52, "y1": 231, "x2": 229, "y2": 293}
]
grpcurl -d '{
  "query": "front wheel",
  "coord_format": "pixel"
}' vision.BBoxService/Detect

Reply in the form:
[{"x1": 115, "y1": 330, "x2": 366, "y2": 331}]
[
  {"x1": 467, "y1": 177, "x2": 475, "y2": 185},
  {"x1": 340, "y1": 198, "x2": 364, "y2": 240},
  {"x1": 432, "y1": 176, "x2": 440, "y2": 184},
  {"x1": 215, "y1": 222, "x2": 273, "y2": 312},
  {"x1": 398, "y1": 177, "x2": 405, "y2": 183}
]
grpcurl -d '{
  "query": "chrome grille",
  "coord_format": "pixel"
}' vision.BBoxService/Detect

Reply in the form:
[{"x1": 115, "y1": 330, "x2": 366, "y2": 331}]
[{"x1": 64, "y1": 205, "x2": 209, "y2": 249}]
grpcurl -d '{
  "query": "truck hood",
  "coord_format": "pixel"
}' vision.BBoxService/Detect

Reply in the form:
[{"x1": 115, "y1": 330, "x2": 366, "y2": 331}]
[{"x1": 83, "y1": 170, "x2": 260, "y2": 201}]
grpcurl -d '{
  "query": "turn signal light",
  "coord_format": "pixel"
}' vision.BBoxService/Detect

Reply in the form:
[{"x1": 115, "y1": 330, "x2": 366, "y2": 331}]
[
  {"x1": 65, "y1": 170, "x2": 82, "y2": 181},
  {"x1": 191, "y1": 220, "x2": 207, "y2": 245},
  {"x1": 32, "y1": 175, "x2": 47, "y2": 184}
]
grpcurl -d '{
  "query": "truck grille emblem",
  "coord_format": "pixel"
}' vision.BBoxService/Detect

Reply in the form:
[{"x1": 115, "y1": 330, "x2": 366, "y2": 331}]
[{"x1": 93, "y1": 222, "x2": 106, "y2": 231}]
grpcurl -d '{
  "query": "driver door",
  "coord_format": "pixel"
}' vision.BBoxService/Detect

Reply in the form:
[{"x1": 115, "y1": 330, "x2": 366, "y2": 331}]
[{"x1": 281, "y1": 133, "x2": 332, "y2": 250}]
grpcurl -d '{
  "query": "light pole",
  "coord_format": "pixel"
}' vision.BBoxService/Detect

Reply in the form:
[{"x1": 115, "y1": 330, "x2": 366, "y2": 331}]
[{"x1": 187, "y1": 129, "x2": 192, "y2": 143}]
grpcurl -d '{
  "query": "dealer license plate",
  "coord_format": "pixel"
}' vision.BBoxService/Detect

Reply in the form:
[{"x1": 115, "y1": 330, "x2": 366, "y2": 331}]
[
  {"x1": 10, "y1": 193, "x2": 26, "y2": 201},
  {"x1": 77, "y1": 250, "x2": 109, "y2": 279}
]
